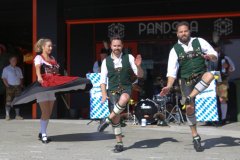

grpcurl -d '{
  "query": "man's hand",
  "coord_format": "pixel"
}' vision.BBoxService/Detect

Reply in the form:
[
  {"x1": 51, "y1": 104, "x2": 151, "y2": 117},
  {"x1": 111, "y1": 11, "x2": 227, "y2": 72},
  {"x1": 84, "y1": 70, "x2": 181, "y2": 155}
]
[
  {"x1": 135, "y1": 54, "x2": 142, "y2": 67},
  {"x1": 101, "y1": 93, "x2": 109, "y2": 104},
  {"x1": 222, "y1": 62, "x2": 229, "y2": 69},
  {"x1": 160, "y1": 86, "x2": 171, "y2": 96},
  {"x1": 202, "y1": 53, "x2": 217, "y2": 61},
  {"x1": 202, "y1": 54, "x2": 211, "y2": 60}
]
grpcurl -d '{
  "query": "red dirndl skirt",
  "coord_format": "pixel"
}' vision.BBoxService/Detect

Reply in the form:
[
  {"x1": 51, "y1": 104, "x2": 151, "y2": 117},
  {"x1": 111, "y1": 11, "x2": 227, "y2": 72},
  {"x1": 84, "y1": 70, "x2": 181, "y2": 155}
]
[{"x1": 41, "y1": 74, "x2": 78, "y2": 87}]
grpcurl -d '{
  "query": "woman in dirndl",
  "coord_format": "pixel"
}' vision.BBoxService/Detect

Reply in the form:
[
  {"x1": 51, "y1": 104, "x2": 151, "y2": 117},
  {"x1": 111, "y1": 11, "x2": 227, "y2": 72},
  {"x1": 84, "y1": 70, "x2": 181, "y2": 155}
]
[
  {"x1": 33, "y1": 38, "x2": 80, "y2": 143},
  {"x1": 11, "y1": 38, "x2": 91, "y2": 144}
]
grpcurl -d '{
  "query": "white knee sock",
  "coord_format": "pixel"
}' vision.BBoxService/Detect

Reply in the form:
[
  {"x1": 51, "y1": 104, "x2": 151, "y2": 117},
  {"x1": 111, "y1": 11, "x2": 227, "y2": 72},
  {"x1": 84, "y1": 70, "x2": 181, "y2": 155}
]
[
  {"x1": 40, "y1": 119, "x2": 49, "y2": 135},
  {"x1": 5, "y1": 106, "x2": 11, "y2": 116},
  {"x1": 221, "y1": 103, "x2": 228, "y2": 120}
]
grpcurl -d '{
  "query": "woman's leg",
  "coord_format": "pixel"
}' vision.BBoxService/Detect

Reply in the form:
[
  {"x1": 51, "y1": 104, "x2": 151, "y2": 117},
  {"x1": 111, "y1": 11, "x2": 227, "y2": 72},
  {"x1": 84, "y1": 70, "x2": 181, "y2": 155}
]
[
  {"x1": 39, "y1": 101, "x2": 50, "y2": 136},
  {"x1": 47, "y1": 100, "x2": 55, "y2": 118}
]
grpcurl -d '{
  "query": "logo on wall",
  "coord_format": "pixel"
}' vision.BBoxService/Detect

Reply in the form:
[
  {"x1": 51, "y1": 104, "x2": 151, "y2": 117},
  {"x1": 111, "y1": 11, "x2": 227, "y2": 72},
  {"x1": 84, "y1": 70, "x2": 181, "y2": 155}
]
[
  {"x1": 214, "y1": 18, "x2": 233, "y2": 36},
  {"x1": 108, "y1": 23, "x2": 125, "y2": 38}
]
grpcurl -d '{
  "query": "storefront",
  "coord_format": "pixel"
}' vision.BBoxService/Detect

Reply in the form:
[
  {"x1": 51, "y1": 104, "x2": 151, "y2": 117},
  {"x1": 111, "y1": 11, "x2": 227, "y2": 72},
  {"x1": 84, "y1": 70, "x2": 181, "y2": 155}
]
[{"x1": 29, "y1": 0, "x2": 240, "y2": 119}]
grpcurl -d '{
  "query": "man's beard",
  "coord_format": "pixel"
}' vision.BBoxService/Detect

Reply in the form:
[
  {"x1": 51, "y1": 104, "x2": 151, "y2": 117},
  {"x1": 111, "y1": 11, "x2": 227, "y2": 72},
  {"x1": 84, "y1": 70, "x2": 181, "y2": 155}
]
[
  {"x1": 113, "y1": 49, "x2": 121, "y2": 54},
  {"x1": 179, "y1": 36, "x2": 190, "y2": 44}
]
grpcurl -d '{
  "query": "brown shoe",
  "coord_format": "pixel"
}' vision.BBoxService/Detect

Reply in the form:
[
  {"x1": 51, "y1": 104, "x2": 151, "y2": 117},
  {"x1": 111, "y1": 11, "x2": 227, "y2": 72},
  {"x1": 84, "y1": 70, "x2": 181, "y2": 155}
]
[
  {"x1": 15, "y1": 116, "x2": 24, "y2": 120},
  {"x1": 5, "y1": 115, "x2": 11, "y2": 121}
]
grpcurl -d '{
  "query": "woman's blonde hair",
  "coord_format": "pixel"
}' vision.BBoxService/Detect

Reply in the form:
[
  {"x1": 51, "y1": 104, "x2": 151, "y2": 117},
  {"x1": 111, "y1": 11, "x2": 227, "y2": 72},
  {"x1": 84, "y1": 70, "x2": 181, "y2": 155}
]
[{"x1": 34, "y1": 38, "x2": 52, "y2": 53}]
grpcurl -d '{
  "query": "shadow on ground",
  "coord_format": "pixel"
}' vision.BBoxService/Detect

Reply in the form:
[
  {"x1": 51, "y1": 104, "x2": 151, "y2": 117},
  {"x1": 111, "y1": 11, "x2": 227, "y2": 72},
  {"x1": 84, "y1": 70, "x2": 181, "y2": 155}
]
[
  {"x1": 126, "y1": 137, "x2": 178, "y2": 150},
  {"x1": 203, "y1": 136, "x2": 240, "y2": 149},
  {"x1": 50, "y1": 132, "x2": 115, "y2": 142}
]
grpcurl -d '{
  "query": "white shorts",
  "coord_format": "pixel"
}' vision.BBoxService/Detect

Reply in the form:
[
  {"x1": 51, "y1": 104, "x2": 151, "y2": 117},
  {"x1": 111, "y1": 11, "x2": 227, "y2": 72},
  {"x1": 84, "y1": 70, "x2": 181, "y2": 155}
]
[{"x1": 36, "y1": 92, "x2": 56, "y2": 103}]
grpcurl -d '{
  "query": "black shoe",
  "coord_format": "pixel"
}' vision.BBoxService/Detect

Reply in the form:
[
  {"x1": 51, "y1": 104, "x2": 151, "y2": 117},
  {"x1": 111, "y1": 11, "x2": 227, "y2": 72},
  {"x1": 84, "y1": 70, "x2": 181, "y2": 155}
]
[
  {"x1": 41, "y1": 135, "x2": 50, "y2": 144},
  {"x1": 113, "y1": 144, "x2": 124, "y2": 153},
  {"x1": 157, "y1": 120, "x2": 168, "y2": 126},
  {"x1": 97, "y1": 118, "x2": 110, "y2": 132},
  {"x1": 180, "y1": 96, "x2": 192, "y2": 105},
  {"x1": 193, "y1": 135, "x2": 204, "y2": 152},
  {"x1": 38, "y1": 133, "x2": 51, "y2": 142},
  {"x1": 120, "y1": 119, "x2": 127, "y2": 127}
]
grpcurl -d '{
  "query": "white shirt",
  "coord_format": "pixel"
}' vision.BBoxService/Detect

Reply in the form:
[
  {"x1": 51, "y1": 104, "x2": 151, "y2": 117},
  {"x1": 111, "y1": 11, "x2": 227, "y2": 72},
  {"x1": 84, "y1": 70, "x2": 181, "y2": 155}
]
[
  {"x1": 100, "y1": 53, "x2": 138, "y2": 84},
  {"x1": 166, "y1": 37, "x2": 218, "y2": 78},
  {"x1": 2, "y1": 65, "x2": 23, "y2": 85},
  {"x1": 34, "y1": 55, "x2": 52, "y2": 66}
]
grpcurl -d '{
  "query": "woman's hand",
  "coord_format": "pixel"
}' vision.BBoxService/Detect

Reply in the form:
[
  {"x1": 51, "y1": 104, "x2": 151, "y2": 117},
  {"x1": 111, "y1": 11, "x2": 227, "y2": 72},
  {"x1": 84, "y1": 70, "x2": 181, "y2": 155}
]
[{"x1": 37, "y1": 76, "x2": 43, "y2": 84}]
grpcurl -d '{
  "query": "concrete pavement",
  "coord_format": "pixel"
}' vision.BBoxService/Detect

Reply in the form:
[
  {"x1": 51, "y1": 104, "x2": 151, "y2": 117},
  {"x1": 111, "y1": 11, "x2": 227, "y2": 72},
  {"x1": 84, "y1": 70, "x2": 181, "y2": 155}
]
[{"x1": 0, "y1": 119, "x2": 239, "y2": 160}]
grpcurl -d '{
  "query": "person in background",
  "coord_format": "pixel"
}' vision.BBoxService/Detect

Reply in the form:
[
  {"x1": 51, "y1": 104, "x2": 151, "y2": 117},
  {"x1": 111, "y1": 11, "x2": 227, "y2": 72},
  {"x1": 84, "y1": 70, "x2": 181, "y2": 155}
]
[
  {"x1": 160, "y1": 22, "x2": 218, "y2": 152},
  {"x1": 93, "y1": 49, "x2": 108, "y2": 73},
  {"x1": 210, "y1": 44, "x2": 235, "y2": 125},
  {"x1": 2, "y1": 55, "x2": 24, "y2": 120},
  {"x1": 102, "y1": 40, "x2": 112, "y2": 55}
]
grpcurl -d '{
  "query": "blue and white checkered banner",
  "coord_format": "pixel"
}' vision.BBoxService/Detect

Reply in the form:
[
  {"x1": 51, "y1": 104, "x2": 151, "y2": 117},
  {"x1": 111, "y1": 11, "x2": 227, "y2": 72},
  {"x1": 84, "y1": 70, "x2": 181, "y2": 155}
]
[
  {"x1": 195, "y1": 79, "x2": 219, "y2": 122},
  {"x1": 86, "y1": 73, "x2": 110, "y2": 119}
]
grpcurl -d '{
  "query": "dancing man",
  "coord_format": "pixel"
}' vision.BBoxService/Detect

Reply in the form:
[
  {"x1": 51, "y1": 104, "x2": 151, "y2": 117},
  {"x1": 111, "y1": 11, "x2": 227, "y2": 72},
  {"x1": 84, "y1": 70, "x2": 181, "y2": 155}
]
[
  {"x1": 97, "y1": 35, "x2": 144, "y2": 153},
  {"x1": 160, "y1": 22, "x2": 218, "y2": 152}
]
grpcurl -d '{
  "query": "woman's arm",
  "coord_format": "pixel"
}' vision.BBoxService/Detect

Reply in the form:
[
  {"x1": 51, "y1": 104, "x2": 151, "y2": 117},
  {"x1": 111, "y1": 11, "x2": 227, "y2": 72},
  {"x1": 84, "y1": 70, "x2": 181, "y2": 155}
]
[{"x1": 35, "y1": 64, "x2": 43, "y2": 83}]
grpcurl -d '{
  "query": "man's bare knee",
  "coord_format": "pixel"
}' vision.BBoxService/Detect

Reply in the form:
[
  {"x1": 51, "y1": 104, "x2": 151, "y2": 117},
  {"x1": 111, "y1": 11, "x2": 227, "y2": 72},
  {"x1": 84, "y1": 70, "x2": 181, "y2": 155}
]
[
  {"x1": 186, "y1": 106, "x2": 195, "y2": 115},
  {"x1": 202, "y1": 72, "x2": 214, "y2": 81},
  {"x1": 119, "y1": 93, "x2": 130, "y2": 105}
]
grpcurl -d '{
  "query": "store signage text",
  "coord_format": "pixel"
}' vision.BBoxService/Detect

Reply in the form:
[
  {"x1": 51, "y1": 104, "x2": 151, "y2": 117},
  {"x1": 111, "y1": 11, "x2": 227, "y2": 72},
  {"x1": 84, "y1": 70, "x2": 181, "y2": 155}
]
[{"x1": 138, "y1": 21, "x2": 198, "y2": 35}]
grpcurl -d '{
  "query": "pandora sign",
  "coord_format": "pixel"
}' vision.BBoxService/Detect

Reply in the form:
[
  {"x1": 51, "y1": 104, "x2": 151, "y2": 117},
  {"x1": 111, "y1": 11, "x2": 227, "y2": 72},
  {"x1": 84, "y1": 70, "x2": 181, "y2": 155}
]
[{"x1": 138, "y1": 21, "x2": 199, "y2": 35}]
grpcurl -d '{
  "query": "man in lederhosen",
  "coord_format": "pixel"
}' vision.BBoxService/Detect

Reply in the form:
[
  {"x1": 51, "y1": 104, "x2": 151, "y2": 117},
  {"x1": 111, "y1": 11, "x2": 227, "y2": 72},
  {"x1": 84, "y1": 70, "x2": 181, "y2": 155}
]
[
  {"x1": 97, "y1": 35, "x2": 144, "y2": 153},
  {"x1": 2, "y1": 55, "x2": 24, "y2": 120},
  {"x1": 160, "y1": 22, "x2": 218, "y2": 152}
]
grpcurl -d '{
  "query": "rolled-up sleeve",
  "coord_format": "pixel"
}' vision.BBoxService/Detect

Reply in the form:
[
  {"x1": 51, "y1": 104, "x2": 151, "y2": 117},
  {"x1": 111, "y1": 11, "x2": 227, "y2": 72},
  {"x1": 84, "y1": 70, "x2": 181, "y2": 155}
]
[
  {"x1": 93, "y1": 61, "x2": 99, "y2": 73},
  {"x1": 1, "y1": 68, "x2": 7, "y2": 79},
  {"x1": 100, "y1": 59, "x2": 108, "y2": 84},
  {"x1": 166, "y1": 48, "x2": 179, "y2": 78},
  {"x1": 198, "y1": 38, "x2": 218, "y2": 61},
  {"x1": 225, "y1": 56, "x2": 236, "y2": 72},
  {"x1": 128, "y1": 54, "x2": 138, "y2": 75}
]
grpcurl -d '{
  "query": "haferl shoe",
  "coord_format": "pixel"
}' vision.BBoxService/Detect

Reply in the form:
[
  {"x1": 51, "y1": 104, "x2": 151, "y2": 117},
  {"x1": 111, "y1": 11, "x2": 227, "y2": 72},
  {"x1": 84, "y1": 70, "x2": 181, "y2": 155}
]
[
  {"x1": 157, "y1": 120, "x2": 168, "y2": 126},
  {"x1": 120, "y1": 119, "x2": 127, "y2": 127},
  {"x1": 15, "y1": 116, "x2": 24, "y2": 120},
  {"x1": 113, "y1": 144, "x2": 124, "y2": 153},
  {"x1": 41, "y1": 134, "x2": 50, "y2": 144},
  {"x1": 193, "y1": 135, "x2": 204, "y2": 152},
  {"x1": 38, "y1": 133, "x2": 52, "y2": 142},
  {"x1": 180, "y1": 96, "x2": 192, "y2": 105},
  {"x1": 5, "y1": 115, "x2": 11, "y2": 121},
  {"x1": 97, "y1": 118, "x2": 110, "y2": 132}
]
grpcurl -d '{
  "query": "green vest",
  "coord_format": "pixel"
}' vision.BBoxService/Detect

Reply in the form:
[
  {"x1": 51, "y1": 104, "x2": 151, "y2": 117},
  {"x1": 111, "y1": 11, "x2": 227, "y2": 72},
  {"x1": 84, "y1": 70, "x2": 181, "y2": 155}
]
[
  {"x1": 174, "y1": 38, "x2": 206, "y2": 79},
  {"x1": 106, "y1": 53, "x2": 132, "y2": 91}
]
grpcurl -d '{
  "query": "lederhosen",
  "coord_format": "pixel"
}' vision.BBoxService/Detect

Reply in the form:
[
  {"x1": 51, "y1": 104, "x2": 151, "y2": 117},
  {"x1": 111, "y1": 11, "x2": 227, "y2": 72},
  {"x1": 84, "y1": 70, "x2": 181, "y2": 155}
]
[
  {"x1": 5, "y1": 67, "x2": 22, "y2": 106},
  {"x1": 174, "y1": 38, "x2": 206, "y2": 101},
  {"x1": 106, "y1": 53, "x2": 133, "y2": 111},
  {"x1": 6, "y1": 85, "x2": 22, "y2": 106}
]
